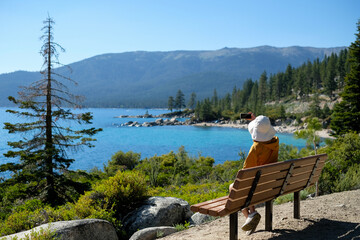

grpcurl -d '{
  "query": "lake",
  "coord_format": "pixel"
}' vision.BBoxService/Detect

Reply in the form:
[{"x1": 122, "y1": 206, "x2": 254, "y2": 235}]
[{"x1": 0, "y1": 108, "x2": 306, "y2": 172}]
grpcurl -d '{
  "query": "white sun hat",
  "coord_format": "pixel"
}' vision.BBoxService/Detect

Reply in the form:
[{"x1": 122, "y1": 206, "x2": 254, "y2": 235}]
[{"x1": 248, "y1": 115, "x2": 276, "y2": 142}]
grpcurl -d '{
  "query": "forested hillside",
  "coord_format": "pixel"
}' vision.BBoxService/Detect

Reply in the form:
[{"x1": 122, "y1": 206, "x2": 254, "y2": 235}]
[
  {"x1": 193, "y1": 49, "x2": 349, "y2": 122},
  {"x1": 0, "y1": 46, "x2": 345, "y2": 107}
]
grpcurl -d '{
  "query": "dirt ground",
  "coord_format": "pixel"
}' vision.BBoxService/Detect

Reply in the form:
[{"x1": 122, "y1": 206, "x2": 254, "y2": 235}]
[{"x1": 162, "y1": 189, "x2": 360, "y2": 240}]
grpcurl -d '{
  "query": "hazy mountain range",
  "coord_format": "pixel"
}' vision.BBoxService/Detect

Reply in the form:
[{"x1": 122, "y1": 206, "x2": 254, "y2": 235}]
[{"x1": 0, "y1": 46, "x2": 346, "y2": 107}]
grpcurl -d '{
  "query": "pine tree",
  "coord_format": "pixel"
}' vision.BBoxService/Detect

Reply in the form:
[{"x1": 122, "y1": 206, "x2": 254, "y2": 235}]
[
  {"x1": 187, "y1": 92, "x2": 196, "y2": 110},
  {"x1": 331, "y1": 20, "x2": 360, "y2": 135},
  {"x1": 211, "y1": 89, "x2": 218, "y2": 106},
  {"x1": 175, "y1": 90, "x2": 185, "y2": 110},
  {"x1": 324, "y1": 53, "x2": 337, "y2": 98},
  {"x1": 248, "y1": 81, "x2": 259, "y2": 114},
  {"x1": 337, "y1": 49, "x2": 348, "y2": 88},
  {"x1": 1, "y1": 16, "x2": 102, "y2": 205},
  {"x1": 258, "y1": 71, "x2": 268, "y2": 104},
  {"x1": 168, "y1": 96, "x2": 174, "y2": 112},
  {"x1": 284, "y1": 64, "x2": 294, "y2": 96}
]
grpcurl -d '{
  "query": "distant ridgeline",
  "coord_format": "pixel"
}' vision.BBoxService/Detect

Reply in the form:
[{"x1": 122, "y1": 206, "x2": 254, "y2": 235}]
[{"x1": 0, "y1": 46, "x2": 345, "y2": 108}]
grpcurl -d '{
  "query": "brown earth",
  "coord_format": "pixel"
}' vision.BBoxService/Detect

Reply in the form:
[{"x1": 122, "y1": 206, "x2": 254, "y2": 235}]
[{"x1": 161, "y1": 189, "x2": 360, "y2": 240}]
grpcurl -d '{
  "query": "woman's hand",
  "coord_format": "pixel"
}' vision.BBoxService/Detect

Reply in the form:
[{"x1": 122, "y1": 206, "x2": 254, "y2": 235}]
[{"x1": 248, "y1": 112, "x2": 256, "y2": 121}]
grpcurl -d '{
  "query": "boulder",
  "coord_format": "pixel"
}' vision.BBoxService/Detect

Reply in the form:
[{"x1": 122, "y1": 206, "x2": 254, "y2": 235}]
[
  {"x1": 2, "y1": 219, "x2": 118, "y2": 240},
  {"x1": 285, "y1": 118, "x2": 293, "y2": 125},
  {"x1": 275, "y1": 119, "x2": 282, "y2": 126},
  {"x1": 170, "y1": 117, "x2": 178, "y2": 123},
  {"x1": 190, "y1": 212, "x2": 215, "y2": 225},
  {"x1": 155, "y1": 118, "x2": 164, "y2": 124},
  {"x1": 123, "y1": 197, "x2": 192, "y2": 236},
  {"x1": 129, "y1": 226, "x2": 177, "y2": 240}
]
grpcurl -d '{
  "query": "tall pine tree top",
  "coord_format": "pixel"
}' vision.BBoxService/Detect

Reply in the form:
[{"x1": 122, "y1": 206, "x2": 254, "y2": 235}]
[
  {"x1": 1, "y1": 16, "x2": 102, "y2": 205},
  {"x1": 331, "y1": 19, "x2": 360, "y2": 135}
]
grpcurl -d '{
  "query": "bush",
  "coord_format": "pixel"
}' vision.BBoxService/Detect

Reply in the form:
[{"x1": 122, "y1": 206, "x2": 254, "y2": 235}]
[
  {"x1": 77, "y1": 170, "x2": 148, "y2": 218},
  {"x1": 104, "y1": 151, "x2": 141, "y2": 176},
  {"x1": 334, "y1": 164, "x2": 360, "y2": 192},
  {"x1": 319, "y1": 133, "x2": 360, "y2": 193},
  {"x1": 0, "y1": 171, "x2": 148, "y2": 238}
]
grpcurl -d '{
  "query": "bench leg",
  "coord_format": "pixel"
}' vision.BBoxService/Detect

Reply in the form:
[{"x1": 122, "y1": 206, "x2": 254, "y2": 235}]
[
  {"x1": 294, "y1": 191, "x2": 300, "y2": 219},
  {"x1": 265, "y1": 200, "x2": 273, "y2": 231},
  {"x1": 229, "y1": 212, "x2": 238, "y2": 240}
]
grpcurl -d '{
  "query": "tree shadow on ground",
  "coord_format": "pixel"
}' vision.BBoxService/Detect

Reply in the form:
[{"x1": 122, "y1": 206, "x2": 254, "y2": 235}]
[{"x1": 259, "y1": 218, "x2": 360, "y2": 240}]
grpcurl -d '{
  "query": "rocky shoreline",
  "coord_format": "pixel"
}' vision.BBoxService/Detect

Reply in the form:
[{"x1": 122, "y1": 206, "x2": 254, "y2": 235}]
[{"x1": 116, "y1": 114, "x2": 335, "y2": 139}]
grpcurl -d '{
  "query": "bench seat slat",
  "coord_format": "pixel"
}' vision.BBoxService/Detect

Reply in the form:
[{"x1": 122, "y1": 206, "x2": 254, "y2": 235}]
[
  {"x1": 233, "y1": 170, "x2": 288, "y2": 189},
  {"x1": 198, "y1": 198, "x2": 228, "y2": 213},
  {"x1": 288, "y1": 162, "x2": 325, "y2": 184},
  {"x1": 237, "y1": 162, "x2": 292, "y2": 179},
  {"x1": 230, "y1": 178, "x2": 284, "y2": 199},
  {"x1": 226, "y1": 187, "x2": 281, "y2": 209},
  {"x1": 190, "y1": 196, "x2": 228, "y2": 212}
]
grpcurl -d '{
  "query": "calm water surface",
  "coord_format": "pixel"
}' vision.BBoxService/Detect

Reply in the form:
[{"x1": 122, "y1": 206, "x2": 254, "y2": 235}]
[{"x1": 0, "y1": 108, "x2": 306, "y2": 172}]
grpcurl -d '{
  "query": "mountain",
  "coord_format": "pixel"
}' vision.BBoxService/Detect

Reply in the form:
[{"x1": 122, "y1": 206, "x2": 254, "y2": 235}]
[{"x1": 0, "y1": 46, "x2": 346, "y2": 107}]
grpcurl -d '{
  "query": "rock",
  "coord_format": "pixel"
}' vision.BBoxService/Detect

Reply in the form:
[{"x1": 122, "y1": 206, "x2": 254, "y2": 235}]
[
  {"x1": 170, "y1": 117, "x2": 178, "y2": 123},
  {"x1": 123, "y1": 197, "x2": 192, "y2": 236},
  {"x1": 124, "y1": 121, "x2": 133, "y2": 126},
  {"x1": 290, "y1": 119, "x2": 299, "y2": 126},
  {"x1": 285, "y1": 118, "x2": 293, "y2": 125},
  {"x1": 155, "y1": 118, "x2": 164, "y2": 124},
  {"x1": 275, "y1": 119, "x2": 282, "y2": 126},
  {"x1": 2, "y1": 219, "x2": 118, "y2": 240},
  {"x1": 190, "y1": 212, "x2": 215, "y2": 225},
  {"x1": 129, "y1": 226, "x2": 177, "y2": 240},
  {"x1": 142, "y1": 122, "x2": 151, "y2": 127}
]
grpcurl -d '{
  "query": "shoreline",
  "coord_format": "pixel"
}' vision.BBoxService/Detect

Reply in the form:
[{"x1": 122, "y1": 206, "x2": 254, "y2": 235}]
[
  {"x1": 116, "y1": 112, "x2": 336, "y2": 139},
  {"x1": 192, "y1": 122, "x2": 335, "y2": 139}
]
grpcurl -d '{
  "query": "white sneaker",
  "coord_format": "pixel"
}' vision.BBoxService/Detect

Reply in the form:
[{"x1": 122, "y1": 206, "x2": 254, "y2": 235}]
[{"x1": 241, "y1": 211, "x2": 261, "y2": 231}]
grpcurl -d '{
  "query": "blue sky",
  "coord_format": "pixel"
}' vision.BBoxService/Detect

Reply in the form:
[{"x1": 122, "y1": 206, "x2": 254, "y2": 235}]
[{"x1": 0, "y1": 0, "x2": 359, "y2": 74}]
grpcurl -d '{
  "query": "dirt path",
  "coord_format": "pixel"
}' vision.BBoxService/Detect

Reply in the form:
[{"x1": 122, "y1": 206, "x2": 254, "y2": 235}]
[{"x1": 162, "y1": 189, "x2": 360, "y2": 240}]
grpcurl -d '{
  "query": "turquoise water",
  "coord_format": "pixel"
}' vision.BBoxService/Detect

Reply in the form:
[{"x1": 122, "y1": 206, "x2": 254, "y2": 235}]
[{"x1": 0, "y1": 108, "x2": 306, "y2": 172}]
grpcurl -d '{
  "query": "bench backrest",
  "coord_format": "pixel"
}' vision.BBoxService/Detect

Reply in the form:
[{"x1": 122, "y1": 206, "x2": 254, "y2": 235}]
[{"x1": 225, "y1": 154, "x2": 327, "y2": 212}]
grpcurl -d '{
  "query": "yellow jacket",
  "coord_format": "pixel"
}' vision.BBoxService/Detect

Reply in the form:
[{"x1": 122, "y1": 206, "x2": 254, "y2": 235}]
[{"x1": 243, "y1": 136, "x2": 279, "y2": 169}]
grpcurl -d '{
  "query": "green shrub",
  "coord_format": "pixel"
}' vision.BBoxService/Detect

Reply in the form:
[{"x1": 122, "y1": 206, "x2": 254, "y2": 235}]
[
  {"x1": 104, "y1": 151, "x2": 141, "y2": 176},
  {"x1": 174, "y1": 221, "x2": 191, "y2": 231},
  {"x1": 319, "y1": 133, "x2": 360, "y2": 193},
  {"x1": 77, "y1": 170, "x2": 148, "y2": 218},
  {"x1": 334, "y1": 164, "x2": 360, "y2": 192}
]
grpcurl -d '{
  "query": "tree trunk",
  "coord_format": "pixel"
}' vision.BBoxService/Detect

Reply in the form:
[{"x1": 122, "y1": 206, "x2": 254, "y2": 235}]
[{"x1": 45, "y1": 20, "x2": 55, "y2": 204}]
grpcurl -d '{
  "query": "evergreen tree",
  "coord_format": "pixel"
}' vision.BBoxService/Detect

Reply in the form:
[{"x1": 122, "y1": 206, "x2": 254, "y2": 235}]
[
  {"x1": 240, "y1": 79, "x2": 254, "y2": 107},
  {"x1": 312, "y1": 58, "x2": 322, "y2": 90},
  {"x1": 175, "y1": 89, "x2": 185, "y2": 110},
  {"x1": 248, "y1": 81, "x2": 259, "y2": 114},
  {"x1": 211, "y1": 89, "x2": 218, "y2": 106},
  {"x1": 324, "y1": 53, "x2": 337, "y2": 98},
  {"x1": 1, "y1": 16, "x2": 102, "y2": 205},
  {"x1": 187, "y1": 92, "x2": 196, "y2": 110},
  {"x1": 284, "y1": 64, "x2": 294, "y2": 96},
  {"x1": 223, "y1": 93, "x2": 231, "y2": 110},
  {"x1": 337, "y1": 49, "x2": 347, "y2": 89},
  {"x1": 309, "y1": 93, "x2": 322, "y2": 118},
  {"x1": 168, "y1": 96, "x2": 174, "y2": 112},
  {"x1": 331, "y1": 20, "x2": 360, "y2": 135},
  {"x1": 258, "y1": 71, "x2": 268, "y2": 103}
]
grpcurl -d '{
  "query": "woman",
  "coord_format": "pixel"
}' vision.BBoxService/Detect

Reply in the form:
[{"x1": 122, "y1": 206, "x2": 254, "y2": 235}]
[{"x1": 230, "y1": 113, "x2": 279, "y2": 235}]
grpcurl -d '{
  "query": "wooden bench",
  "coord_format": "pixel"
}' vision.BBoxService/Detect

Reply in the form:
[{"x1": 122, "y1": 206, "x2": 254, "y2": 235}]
[{"x1": 190, "y1": 154, "x2": 327, "y2": 240}]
